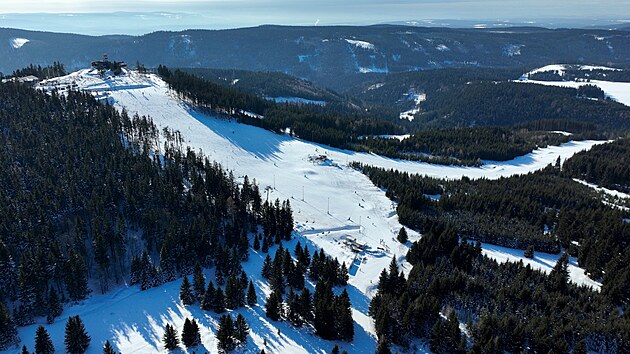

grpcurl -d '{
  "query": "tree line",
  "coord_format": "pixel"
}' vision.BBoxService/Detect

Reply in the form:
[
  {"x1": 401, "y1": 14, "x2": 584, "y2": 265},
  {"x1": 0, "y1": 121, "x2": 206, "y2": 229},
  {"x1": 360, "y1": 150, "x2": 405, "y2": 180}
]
[
  {"x1": 158, "y1": 65, "x2": 403, "y2": 149},
  {"x1": 370, "y1": 222, "x2": 629, "y2": 353},
  {"x1": 351, "y1": 160, "x2": 630, "y2": 304},
  {"x1": 0, "y1": 80, "x2": 291, "y2": 349}
]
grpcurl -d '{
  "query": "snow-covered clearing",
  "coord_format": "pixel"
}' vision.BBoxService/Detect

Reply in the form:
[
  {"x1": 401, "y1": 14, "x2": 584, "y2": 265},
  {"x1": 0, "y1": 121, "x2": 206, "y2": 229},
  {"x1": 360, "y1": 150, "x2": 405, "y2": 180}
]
[
  {"x1": 518, "y1": 64, "x2": 630, "y2": 107},
  {"x1": 19, "y1": 69, "x2": 607, "y2": 353},
  {"x1": 573, "y1": 179, "x2": 630, "y2": 200},
  {"x1": 266, "y1": 96, "x2": 327, "y2": 106},
  {"x1": 481, "y1": 243, "x2": 601, "y2": 290},
  {"x1": 344, "y1": 39, "x2": 375, "y2": 50},
  {"x1": 517, "y1": 78, "x2": 630, "y2": 107},
  {"x1": 9, "y1": 37, "x2": 30, "y2": 49},
  {"x1": 481, "y1": 243, "x2": 602, "y2": 291},
  {"x1": 525, "y1": 64, "x2": 622, "y2": 77}
]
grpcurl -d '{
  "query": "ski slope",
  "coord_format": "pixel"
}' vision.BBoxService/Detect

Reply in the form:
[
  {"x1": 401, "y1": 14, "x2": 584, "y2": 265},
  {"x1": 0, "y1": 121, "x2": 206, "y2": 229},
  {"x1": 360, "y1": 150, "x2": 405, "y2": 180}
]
[{"x1": 17, "y1": 68, "x2": 607, "y2": 353}]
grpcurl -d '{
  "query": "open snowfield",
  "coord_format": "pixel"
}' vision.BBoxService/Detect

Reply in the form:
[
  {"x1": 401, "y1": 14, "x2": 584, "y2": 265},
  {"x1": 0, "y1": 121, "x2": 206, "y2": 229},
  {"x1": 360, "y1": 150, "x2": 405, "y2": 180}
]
[
  {"x1": 15, "y1": 69, "x2": 608, "y2": 353},
  {"x1": 518, "y1": 65, "x2": 630, "y2": 107}
]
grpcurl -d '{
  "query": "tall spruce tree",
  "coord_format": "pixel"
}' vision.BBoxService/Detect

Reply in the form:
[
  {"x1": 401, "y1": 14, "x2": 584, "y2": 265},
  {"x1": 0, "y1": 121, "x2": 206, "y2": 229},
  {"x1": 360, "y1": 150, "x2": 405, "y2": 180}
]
[
  {"x1": 265, "y1": 290, "x2": 283, "y2": 321},
  {"x1": 397, "y1": 227, "x2": 408, "y2": 244},
  {"x1": 103, "y1": 340, "x2": 116, "y2": 354},
  {"x1": 193, "y1": 263, "x2": 206, "y2": 303},
  {"x1": 247, "y1": 279, "x2": 257, "y2": 306},
  {"x1": 234, "y1": 314, "x2": 249, "y2": 343},
  {"x1": 0, "y1": 301, "x2": 19, "y2": 350},
  {"x1": 46, "y1": 286, "x2": 63, "y2": 324},
  {"x1": 336, "y1": 289, "x2": 354, "y2": 341},
  {"x1": 216, "y1": 314, "x2": 235, "y2": 353},
  {"x1": 202, "y1": 281, "x2": 216, "y2": 311},
  {"x1": 181, "y1": 318, "x2": 201, "y2": 348},
  {"x1": 64, "y1": 315, "x2": 90, "y2": 354},
  {"x1": 34, "y1": 325, "x2": 54, "y2": 354},
  {"x1": 163, "y1": 323, "x2": 179, "y2": 351},
  {"x1": 179, "y1": 276, "x2": 195, "y2": 306}
]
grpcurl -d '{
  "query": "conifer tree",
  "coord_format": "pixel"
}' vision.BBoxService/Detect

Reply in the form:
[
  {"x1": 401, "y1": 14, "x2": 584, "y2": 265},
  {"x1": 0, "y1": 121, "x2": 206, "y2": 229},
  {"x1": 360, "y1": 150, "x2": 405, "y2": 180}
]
[
  {"x1": 375, "y1": 338, "x2": 392, "y2": 354},
  {"x1": 193, "y1": 263, "x2": 206, "y2": 303},
  {"x1": 64, "y1": 315, "x2": 91, "y2": 354},
  {"x1": 331, "y1": 344, "x2": 340, "y2": 354},
  {"x1": 397, "y1": 227, "x2": 408, "y2": 243},
  {"x1": 163, "y1": 323, "x2": 179, "y2": 351},
  {"x1": 21, "y1": 345, "x2": 29, "y2": 354},
  {"x1": 65, "y1": 252, "x2": 90, "y2": 301},
  {"x1": 265, "y1": 290, "x2": 283, "y2": 321},
  {"x1": 47, "y1": 286, "x2": 63, "y2": 324},
  {"x1": 247, "y1": 279, "x2": 257, "y2": 306},
  {"x1": 299, "y1": 287, "x2": 314, "y2": 323},
  {"x1": 179, "y1": 276, "x2": 195, "y2": 306},
  {"x1": 261, "y1": 255, "x2": 272, "y2": 279},
  {"x1": 181, "y1": 318, "x2": 201, "y2": 348},
  {"x1": 253, "y1": 235, "x2": 260, "y2": 251},
  {"x1": 234, "y1": 314, "x2": 249, "y2": 343},
  {"x1": 202, "y1": 280, "x2": 216, "y2": 311},
  {"x1": 216, "y1": 314, "x2": 235, "y2": 352},
  {"x1": 313, "y1": 281, "x2": 334, "y2": 339},
  {"x1": 34, "y1": 325, "x2": 54, "y2": 354},
  {"x1": 0, "y1": 301, "x2": 19, "y2": 350},
  {"x1": 336, "y1": 289, "x2": 354, "y2": 341},
  {"x1": 103, "y1": 340, "x2": 116, "y2": 354},
  {"x1": 213, "y1": 287, "x2": 226, "y2": 313}
]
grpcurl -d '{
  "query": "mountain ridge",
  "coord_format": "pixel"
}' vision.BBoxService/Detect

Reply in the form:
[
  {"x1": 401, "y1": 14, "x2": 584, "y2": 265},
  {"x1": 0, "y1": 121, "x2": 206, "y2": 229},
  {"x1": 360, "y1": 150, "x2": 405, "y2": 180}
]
[{"x1": 2, "y1": 25, "x2": 630, "y2": 90}]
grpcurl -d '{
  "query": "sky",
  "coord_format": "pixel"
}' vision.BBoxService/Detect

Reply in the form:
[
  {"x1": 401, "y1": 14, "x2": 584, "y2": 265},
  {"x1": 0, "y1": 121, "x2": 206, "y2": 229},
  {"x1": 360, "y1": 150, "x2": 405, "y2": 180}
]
[{"x1": 0, "y1": 0, "x2": 629, "y2": 35}]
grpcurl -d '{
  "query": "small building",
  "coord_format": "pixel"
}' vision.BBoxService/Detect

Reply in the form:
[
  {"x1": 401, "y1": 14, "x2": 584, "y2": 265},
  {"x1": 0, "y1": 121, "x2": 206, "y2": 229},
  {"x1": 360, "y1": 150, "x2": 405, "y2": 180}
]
[{"x1": 91, "y1": 54, "x2": 127, "y2": 74}]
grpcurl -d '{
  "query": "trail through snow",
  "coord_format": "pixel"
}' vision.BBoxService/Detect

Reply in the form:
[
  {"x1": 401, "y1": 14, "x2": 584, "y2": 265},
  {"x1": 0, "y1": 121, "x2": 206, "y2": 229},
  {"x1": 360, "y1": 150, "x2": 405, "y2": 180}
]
[{"x1": 11, "y1": 69, "x2": 608, "y2": 353}]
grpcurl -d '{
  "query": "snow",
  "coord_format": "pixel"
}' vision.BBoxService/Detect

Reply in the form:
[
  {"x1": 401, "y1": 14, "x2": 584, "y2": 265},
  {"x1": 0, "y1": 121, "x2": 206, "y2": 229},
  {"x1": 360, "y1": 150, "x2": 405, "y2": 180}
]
[
  {"x1": 399, "y1": 92, "x2": 426, "y2": 121},
  {"x1": 436, "y1": 44, "x2": 450, "y2": 52},
  {"x1": 525, "y1": 64, "x2": 622, "y2": 77},
  {"x1": 550, "y1": 130, "x2": 573, "y2": 136},
  {"x1": 481, "y1": 243, "x2": 602, "y2": 290},
  {"x1": 527, "y1": 64, "x2": 568, "y2": 76},
  {"x1": 266, "y1": 96, "x2": 326, "y2": 106},
  {"x1": 21, "y1": 69, "x2": 608, "y2": 353},
  {"x1": 399, "y1": 108, "x2": 420, "y2": 121},
  {"x1": 517, "y1": 77, "x2": 630, "y2": 107},
  {"x1": 358, "y1": 134, "x2": 410, "y2": 141},
  {"x1": 573, "y1": 178, "x2": 630, "y2": 200},
  {"x1": 344, "y1": 39, "x2": 375, "y2": 50},
  {"x1": 503, "y1": 44, "x2": 524, "y2": 56},
  {"x1": 9, "y1": 37, "x2": 30, "y2": 49}
]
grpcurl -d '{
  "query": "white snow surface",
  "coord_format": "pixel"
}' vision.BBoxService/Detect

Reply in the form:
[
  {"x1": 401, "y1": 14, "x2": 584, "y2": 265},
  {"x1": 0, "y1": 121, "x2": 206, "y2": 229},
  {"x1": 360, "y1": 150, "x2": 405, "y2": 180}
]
[
  {"x1": 345, "y1": 39, "x2": 375, "y2": 50},
  {"x1": 526, "y1": 64, "x2": 622, "y2": 76},
  {"x1": 481, "y1": 243, "x2": 601, "y2": 290},
  {"x1": 573, "y1": 179, "x2": 630, "y2": 200},
  {"x1": 17, "y1": 68, "x2": 607, "y2": 354},
  {"x1": 9, "y1": 37, "x2": 30, "y2": 48},
  {"x1": 517, "y1": 78, "x2": 630, "y2": 107},
  {"x1": 266, "y1": 96, "x2": 327, "y2": 106}
]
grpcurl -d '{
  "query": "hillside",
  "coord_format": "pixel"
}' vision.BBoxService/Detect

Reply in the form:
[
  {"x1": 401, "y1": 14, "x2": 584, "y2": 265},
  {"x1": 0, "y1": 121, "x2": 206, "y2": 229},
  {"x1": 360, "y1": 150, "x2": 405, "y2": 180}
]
[
  {"x1": 2, "y1": 25, "x2": 630, "y2": 90},
  {"x1": 0, "y1": 68, "x2": 612, "y2": 353}
]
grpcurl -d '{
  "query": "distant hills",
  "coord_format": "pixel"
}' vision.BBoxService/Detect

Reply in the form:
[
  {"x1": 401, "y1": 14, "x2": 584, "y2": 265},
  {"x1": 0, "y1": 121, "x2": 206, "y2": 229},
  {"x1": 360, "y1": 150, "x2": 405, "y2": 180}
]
[{"x1": 2, "y1": 25, "x2": 630, "y2": 90}]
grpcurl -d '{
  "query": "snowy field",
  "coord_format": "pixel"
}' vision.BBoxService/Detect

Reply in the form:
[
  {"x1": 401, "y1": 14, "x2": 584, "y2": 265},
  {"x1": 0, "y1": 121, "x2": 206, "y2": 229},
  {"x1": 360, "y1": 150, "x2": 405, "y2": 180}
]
[
  {"x1": 14, "y1": 68, "x2": 609, "y2": 353},
  {"x1": 518, "y1": 64, "x2": 630, "y2": 107}
]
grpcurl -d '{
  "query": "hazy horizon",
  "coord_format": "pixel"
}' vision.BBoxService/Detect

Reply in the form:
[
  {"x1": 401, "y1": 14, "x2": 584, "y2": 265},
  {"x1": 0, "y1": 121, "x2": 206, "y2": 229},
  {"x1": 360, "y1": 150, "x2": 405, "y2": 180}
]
[{"x1": 0, "y1": 0, "x2": 629, "y2": 35}]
